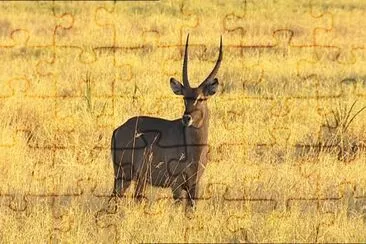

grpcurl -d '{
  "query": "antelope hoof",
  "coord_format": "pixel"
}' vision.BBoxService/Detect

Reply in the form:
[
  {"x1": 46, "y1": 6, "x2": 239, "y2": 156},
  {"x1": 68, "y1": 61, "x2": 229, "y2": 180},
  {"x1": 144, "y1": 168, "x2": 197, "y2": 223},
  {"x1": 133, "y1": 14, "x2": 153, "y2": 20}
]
[
  {"x1": 173, "y1": 198, "x2": 183, "y2": 207},
  {"x1": 134, "y1": 195, "x2": 144, "y2": 202},
  {"x1": 185, "y1": 206, "x2": 196, "y2": 219}
]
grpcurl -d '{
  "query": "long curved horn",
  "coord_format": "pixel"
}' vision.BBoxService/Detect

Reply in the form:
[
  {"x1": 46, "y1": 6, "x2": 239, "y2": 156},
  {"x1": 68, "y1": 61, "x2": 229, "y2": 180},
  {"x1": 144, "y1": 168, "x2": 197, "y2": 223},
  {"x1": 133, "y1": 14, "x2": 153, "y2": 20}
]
[
  {"x1": 203, "y1": 36, "x2": 223, "y2": 82},
  {"x1": 182, "y1": 34, "x2": 190, "y2": 88}
]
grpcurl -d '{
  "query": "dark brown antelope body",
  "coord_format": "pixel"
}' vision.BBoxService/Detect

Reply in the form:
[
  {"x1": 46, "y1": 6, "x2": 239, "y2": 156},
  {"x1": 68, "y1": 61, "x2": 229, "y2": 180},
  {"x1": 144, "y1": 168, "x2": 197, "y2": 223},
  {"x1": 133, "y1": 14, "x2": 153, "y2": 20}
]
[{"x1": 111, "y1": 35, "x2": 222, "y2": 208}]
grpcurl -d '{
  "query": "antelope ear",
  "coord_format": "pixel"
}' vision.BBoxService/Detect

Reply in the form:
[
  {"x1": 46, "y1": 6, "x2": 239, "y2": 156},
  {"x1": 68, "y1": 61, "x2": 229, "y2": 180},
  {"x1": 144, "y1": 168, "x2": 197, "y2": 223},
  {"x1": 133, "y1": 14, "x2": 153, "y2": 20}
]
[
  {"x1": 201, "y1": 78, "x2": 219, "y2": 96},
  {"x1": 170, "y1": 78, "x2": 184, "y2": 95}
]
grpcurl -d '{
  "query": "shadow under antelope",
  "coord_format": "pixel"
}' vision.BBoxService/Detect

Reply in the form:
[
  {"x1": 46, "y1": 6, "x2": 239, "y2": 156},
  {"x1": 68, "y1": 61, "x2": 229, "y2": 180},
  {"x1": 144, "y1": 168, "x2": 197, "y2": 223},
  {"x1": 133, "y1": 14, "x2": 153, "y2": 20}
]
[{"x1": 111, "y1": 34, "x2": 222, "y2": 209}]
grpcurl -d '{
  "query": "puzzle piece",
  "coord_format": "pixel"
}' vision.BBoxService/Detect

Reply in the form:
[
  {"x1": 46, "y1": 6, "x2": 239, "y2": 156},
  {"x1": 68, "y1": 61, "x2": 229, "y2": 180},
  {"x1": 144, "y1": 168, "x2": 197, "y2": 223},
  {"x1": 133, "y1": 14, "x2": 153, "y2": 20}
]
[
  {"x1": 315, "y1": 210, "x2": 344, "y2": 242},
  {"x1": 184, "y1": 221, "x2": 205, "y2": 242},
  {"x1": 223, "y1": 0, "x2": 333, "y2": 48},
  {"x1": 94, "y1": 197, "x2": 120, "y2": 243},
  {"x1": 297, "y1": 59, "x2": 365, "y2": 99},
  {"x1": 312, "y1": 4, "x2": 365, "y2": 64},
  {"x1": 225, "y1": 214, "x2": 251, "y2": 242},
  {"x1": 203, "y1": 181, "x2": 278, "y2": 213},
  {"x1": 50, "y1": 196, "x2": 73, "y2": 235},
  {"x1": 54, "y1": 3, "x2": 112, "y2": 55},
  {"x1": 0, "y1": 125, "x2": 16, "y2": 148},
  {"x1": 0, "y1": 2, "x2": 73, "y2": 48},
  {"x1": 7, "y1": 194, "x2": 29, "y2": 214},
  {"x1": 76, "y1": 177, "x2": 98, "y2": 196}
]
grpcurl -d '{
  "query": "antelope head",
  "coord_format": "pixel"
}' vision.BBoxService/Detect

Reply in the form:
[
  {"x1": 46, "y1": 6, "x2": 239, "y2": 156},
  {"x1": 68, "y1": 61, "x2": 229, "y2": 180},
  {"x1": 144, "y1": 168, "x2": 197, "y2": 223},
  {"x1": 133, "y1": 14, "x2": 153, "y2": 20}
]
[{"x1": 170, "y1": 35, "x2": 223, "y2": 128}]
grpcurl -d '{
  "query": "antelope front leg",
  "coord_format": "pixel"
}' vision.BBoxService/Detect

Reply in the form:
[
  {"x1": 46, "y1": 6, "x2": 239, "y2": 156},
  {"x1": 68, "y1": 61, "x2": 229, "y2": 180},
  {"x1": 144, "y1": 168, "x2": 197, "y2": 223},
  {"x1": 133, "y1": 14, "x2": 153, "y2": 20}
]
[
  {"x1": 134, "y1": 178, "x2": 146, "y2": 202},
  {"x1": 113, "y1": 162, "x2": 132, "y2": 197}
]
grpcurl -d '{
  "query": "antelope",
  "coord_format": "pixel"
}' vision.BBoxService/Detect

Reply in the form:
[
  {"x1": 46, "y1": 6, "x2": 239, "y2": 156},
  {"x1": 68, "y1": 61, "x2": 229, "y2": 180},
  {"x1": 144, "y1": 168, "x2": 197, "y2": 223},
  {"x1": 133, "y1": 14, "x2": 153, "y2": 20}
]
[{"x1": 111, "y1": 34, "x2": 222, "y2": 209}]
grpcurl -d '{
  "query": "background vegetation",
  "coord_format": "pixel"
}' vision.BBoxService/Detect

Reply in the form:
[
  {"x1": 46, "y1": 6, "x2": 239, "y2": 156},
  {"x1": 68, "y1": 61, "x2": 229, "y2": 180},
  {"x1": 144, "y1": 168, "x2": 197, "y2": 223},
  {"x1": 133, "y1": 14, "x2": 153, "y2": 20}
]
[{"x1": 0, "y1": 0, "x2": 366, "y2": 242}]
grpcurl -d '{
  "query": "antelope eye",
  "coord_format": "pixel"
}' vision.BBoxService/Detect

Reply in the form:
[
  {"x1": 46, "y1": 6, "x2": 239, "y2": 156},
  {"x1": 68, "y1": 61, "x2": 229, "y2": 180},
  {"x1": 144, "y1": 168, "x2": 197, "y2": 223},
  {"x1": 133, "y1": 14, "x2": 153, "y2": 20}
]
[{"x1": 183, "y1": 97, "x2": 193, "y2": 104}]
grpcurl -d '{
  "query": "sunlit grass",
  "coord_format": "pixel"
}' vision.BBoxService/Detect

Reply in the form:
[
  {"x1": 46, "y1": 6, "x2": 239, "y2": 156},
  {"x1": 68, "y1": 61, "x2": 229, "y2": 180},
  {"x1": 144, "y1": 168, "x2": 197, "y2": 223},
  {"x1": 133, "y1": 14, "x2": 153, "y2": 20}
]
[{"x1": 1, "y1": 1, "x2": 366, "y2": 243}]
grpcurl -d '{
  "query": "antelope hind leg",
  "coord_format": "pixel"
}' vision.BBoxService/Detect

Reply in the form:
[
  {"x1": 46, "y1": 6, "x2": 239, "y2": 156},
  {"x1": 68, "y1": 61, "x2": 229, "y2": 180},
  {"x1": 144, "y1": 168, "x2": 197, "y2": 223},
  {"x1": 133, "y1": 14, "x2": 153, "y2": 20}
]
[
  {"x1": 172, "y1": 185, "x2": 184, "y2": 204},
  {"x1": 113, "y1": 177, "x2": 131, "y2": 198}
]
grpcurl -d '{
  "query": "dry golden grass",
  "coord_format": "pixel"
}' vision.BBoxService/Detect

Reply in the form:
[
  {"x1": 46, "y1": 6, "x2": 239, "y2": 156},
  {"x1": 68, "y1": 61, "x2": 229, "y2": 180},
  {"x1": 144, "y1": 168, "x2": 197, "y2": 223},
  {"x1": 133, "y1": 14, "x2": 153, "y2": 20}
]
[{"x1": 1, "y1": 1, "x2": 366, "y2": 243}]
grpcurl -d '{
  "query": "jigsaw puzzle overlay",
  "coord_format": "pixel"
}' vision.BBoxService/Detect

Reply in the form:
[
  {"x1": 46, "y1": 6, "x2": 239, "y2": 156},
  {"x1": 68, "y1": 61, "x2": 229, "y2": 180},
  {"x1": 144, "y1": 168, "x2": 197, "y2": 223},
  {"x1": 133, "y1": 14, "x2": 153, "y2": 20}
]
[{"x1": 1, "y1": 0, "x2": 366, "y2": 242}]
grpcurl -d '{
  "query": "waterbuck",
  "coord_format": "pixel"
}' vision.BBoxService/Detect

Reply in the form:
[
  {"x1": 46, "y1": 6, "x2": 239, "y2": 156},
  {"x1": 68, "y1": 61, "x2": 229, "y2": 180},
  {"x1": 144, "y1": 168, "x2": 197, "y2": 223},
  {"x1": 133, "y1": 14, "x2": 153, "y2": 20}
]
[{"x1": 111, "y1": 35, "x2": 222, "y2": 208}]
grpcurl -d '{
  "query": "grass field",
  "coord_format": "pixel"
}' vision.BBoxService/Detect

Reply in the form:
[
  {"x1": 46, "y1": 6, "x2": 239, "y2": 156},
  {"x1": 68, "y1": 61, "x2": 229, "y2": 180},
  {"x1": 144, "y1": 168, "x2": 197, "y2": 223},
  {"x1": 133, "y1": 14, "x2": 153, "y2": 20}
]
[{"x1": 1, "y1": 0, "x2": 366, "y2": 243}]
